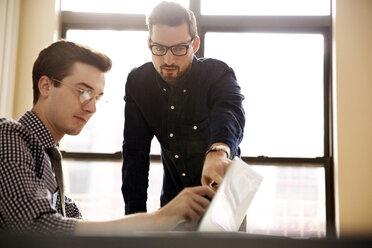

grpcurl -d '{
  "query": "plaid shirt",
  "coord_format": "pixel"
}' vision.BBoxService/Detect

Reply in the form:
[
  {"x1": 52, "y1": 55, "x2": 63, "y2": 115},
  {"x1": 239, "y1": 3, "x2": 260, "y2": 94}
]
[{"x1": 0, "y1": 111, "x2": 81, "y2": 233}]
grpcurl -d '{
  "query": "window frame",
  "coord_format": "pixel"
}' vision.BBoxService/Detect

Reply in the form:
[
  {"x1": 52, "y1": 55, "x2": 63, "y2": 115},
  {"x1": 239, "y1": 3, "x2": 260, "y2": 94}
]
[{"x1": 60, "y1": 0, "x2": 334, "y2": 237}]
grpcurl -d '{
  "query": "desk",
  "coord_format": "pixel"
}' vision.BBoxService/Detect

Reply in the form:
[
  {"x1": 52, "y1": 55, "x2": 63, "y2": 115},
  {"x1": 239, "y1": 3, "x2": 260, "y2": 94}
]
[{"x1": 1, "y1": 232, "x2": 371, "y2": 248}]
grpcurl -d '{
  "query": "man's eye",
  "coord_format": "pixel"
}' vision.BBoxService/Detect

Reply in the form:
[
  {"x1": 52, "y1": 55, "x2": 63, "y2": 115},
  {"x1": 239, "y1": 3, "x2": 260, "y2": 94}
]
[
  {"x1": 81, "y1": 90, "x2": 91, "y2": 101},
  {"x1": 173, "y1": 46, "x2": 185, "y2": 52},
  {"x1": 154, "y1": 46, "x2": 166, "y2": 52}
]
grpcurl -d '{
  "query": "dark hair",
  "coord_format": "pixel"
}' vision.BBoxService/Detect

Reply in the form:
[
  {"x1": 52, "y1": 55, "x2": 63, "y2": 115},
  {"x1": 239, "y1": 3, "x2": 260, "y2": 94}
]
[
  {"x1": 32, "y1": 40, "x2": 112, "y2": 105},
  {"x1": 146, "y1": 1, "x2": 198, "y2": 39}
]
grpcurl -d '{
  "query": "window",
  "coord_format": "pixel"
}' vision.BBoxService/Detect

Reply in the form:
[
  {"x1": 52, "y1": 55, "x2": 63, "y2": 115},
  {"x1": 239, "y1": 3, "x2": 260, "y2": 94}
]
[
  {"x1": 200, "y1": 0, "x2": 330, "y2": 16},
  {"x1": 61, "y1": 0, "x2": 189, "y2": 14},
  {"x1": 64, "y1": 161, "x2": 163, "y2": 220},
  {"x1": 205, "y1": 32, "x2": 324, "y2": 158},
  {"x1": 246, "y1": 165, "x2": 326, "y2": 237},
  {"x1": 60, "y1": 0, "x2": 333, "y2": 238},
  {"x1": 60, "y1": 30, "x2": 150, "y2": 153}
]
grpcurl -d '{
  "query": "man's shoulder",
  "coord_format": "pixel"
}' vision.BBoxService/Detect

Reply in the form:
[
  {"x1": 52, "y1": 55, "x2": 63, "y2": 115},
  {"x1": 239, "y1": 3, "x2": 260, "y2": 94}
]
[
  {"x1": 0, "y1": 117, "x2": 34, "y2": 150},
  {"x1": 126, "y1": 62, "x2": 157, "y2": 89},
  {"x1": 196, "y1": 57, "x2": 231, "y2": 70},
  {"x1": 0, "y1": 117, "x2": 36, "y2": 164},
  {"x1": 194, "y1": 57, "x2": 236, "y2": 83},
  {"x1": 128, "y1": 62, "x2": 154, "y2": 77},
  {"x1": 0, "y1": 117, "x2": 25, "y2": 132}
]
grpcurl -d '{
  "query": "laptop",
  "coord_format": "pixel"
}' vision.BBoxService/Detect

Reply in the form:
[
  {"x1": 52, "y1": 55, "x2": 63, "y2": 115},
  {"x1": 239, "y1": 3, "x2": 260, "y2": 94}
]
[{"x1": 198, "y1": 157, "x2": 263, "y2": 232}]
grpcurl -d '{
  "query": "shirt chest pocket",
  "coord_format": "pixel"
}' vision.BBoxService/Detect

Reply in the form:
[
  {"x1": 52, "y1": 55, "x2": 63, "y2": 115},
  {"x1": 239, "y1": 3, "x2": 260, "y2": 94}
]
[{"x1": 180, "y1": 118, "x2": 210, "y2": 155}]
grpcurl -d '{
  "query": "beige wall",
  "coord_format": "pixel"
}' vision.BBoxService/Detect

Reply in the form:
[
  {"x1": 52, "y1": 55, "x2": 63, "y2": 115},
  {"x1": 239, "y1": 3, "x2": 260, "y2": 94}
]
[
  {"x1": 12, "y1": 0, "x2": 60, "y2": 119},
  {"x1": 333, "y1": 0, "x2": 372, "y2": 237}
]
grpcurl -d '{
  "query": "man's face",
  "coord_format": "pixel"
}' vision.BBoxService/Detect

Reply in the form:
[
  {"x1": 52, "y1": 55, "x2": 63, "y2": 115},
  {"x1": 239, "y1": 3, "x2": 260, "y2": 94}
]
[
  {"x1": 45, "y1": 62, "x2": 105, "y2": 139},
  {"x1": 149, "y1": 22, "x2": 199, "y2": 85}
]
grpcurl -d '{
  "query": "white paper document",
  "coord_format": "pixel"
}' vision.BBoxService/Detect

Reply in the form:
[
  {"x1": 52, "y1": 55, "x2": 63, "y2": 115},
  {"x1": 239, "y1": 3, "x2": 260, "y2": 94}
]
[{"x1": 198, "y1": 157, "x2": 263, "y2": 232}]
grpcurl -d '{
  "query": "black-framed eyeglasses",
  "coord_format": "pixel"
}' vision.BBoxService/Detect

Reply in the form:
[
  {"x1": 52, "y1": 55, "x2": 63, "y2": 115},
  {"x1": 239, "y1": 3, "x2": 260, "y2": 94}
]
[
  {"x1": 149, "y1": 39, "x2": 194, "y2": 56},
  {"x1": 50, "y1": 78, "x2": 104, "y2": 105}
]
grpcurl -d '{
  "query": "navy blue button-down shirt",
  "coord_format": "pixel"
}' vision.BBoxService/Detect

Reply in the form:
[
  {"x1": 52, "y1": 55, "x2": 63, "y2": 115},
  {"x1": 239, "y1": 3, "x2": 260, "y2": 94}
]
[{"x1": 122, "y1": 56, "x2": 245, "y2": 214}]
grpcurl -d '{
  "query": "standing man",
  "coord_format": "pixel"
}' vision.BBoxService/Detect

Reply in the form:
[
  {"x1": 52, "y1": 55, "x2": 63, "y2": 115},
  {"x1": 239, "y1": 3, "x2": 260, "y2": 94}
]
[
  {"x1": 0, "y1": 40, "x2": 214, "y2": 234},
  {"x1": 122, "y1": 1, "x2": 245, "y2": 214}
]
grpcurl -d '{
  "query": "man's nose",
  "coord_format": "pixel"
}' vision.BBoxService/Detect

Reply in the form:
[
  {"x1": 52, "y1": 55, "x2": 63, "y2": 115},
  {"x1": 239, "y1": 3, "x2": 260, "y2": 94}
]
[
  {"x1": 82, "y1": 98, "x2": 96, "y2": 114},
  {"x1": 163, "y1": 49, "x2": 175, "y2": 65}
]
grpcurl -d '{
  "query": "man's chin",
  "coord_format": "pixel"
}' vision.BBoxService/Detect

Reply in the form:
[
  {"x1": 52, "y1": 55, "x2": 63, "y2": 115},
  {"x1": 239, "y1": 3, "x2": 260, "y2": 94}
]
[
  {"x1": 66, "y1": 128, "x2": 83, "y2": 136},
  {"x1": 162, "y1": 75, "x2": 179, "y2": 85}
]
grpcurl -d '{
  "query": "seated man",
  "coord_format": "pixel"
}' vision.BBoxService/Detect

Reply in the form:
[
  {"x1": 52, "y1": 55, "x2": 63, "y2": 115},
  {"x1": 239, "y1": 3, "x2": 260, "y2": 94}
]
[{"x1": 0, "y1": 40, "x2": 214, "y2": 234}]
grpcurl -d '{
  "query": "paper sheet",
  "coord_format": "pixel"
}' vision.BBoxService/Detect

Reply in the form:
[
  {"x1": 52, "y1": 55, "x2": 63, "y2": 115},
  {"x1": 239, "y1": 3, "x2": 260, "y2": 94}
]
[{"x1": 198, "y1": 157, "x2": 263, "y2": 232}]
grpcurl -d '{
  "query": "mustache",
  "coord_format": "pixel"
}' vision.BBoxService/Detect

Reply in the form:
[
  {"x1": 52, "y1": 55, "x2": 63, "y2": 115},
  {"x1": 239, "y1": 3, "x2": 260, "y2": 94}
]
[{"x1": 160, "y1": 65, "x2": 179, "y2": 69}]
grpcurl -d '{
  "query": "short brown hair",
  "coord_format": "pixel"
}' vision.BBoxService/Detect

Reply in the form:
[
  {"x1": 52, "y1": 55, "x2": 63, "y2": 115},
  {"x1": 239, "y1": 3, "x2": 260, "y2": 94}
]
[
  {"x1": 32, "y1": 40, "x2": 112, "y2": 105},
  {"x1": 146, "y1": 1, "x2": 198, "y2": 39}
]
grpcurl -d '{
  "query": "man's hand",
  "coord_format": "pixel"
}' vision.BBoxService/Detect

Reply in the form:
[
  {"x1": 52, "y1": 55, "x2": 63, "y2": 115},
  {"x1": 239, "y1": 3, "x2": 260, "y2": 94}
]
[
  {"x1": 201, "y1": 150, "x2": 231, "y2": 189},
  {"x1": 158, "y1": 186, "x2": 215, "y2": 227}
]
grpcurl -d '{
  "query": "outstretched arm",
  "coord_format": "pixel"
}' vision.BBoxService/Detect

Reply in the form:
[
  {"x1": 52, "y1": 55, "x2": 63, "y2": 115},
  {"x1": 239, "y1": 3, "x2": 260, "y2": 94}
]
[
  {"x1": 201, "y1": 143, "x2": 231, "y2": 188},
  {"x1": 203, "y1": 63, "x2": 245, "y2": 188},
  {"x1": 74, "y1": 186, "x2": 215, "y2": 235}
]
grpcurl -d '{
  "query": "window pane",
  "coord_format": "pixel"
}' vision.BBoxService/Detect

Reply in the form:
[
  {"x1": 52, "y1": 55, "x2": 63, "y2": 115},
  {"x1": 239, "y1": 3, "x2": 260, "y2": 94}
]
[
  {"x1": 61, "y1": 0, "x2": 189, "y2": 14},
  {"x1": 64, "y1": 160, "x2": 163, "y2": 220},
  {"x1": 201, "y1": 0, "x2": 330, "y2": 16},
  {"x1": 246, "y1": 165, "x2": 326, "y2": 237},
  {"x1": 64, "y1": 160, "x2": 326, "y2": 237},
  {"x1": 205, "y1": 33, "x2": 324, "y2": 157},
  {"x1": 60, "y1": 30, "x2": 151, "y2": 153}
]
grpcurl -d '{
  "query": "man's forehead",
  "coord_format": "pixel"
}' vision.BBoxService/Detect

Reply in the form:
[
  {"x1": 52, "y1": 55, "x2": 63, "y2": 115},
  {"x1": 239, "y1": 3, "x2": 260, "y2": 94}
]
[
  {"x1": 67, "y1": 62, "x2": 106, "y2": 93},
  {"x1": 151, "y1": 23, "x2": 191, "y2": 44}
]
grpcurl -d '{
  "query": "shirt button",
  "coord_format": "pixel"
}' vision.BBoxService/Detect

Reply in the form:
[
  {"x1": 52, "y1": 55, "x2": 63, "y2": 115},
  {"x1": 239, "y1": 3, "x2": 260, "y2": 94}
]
[
  {"x1": 193, "y1": 125, "x2": 198, "y2": 130},
  {"x1": 174, "y1": 154, "x2": 179, "y2": 159},
  {"x1": 169, "y1": 133, "x2": 174, "y2": 137},
  {"x1": 183, "y1": 89, "x2": 187, "y2": 93},
  {"x1": 170, "y1": 105, "x2": 175, "y2": 110},
  {"x1": 181, "y1": 173, "x2": 186, "y2": 177}
]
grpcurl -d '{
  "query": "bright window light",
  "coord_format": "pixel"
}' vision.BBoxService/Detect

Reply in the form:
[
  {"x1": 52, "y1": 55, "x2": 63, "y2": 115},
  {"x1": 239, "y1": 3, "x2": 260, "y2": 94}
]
[
  {"x1": 64, "y1": 160, "x2": 163, "y2": 220},
  {"x1": 205, "y1": 33, "x2": 324, "y2": 157},
  {"x1": 246, "y1": 165, "x2": 326, "y2": 237},
  {"x1": 64, "y1": 160, "x2": 326, "y2": 237},
  {"x1": 201, "y1": 0, "x2": 330, "y2": 16},
  {"x1": 61, "y1": 0, "x2": 189, "y2": 14},
  {"x1": 60, "y1": 30, "x2": 150, "y2": 153}
]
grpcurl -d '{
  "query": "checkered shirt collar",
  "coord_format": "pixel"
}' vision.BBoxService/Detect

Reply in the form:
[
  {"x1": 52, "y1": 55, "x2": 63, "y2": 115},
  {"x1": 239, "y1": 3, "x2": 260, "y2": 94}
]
[{"x1": 18, "y1": 111, "x2": 57, "y2": 149}]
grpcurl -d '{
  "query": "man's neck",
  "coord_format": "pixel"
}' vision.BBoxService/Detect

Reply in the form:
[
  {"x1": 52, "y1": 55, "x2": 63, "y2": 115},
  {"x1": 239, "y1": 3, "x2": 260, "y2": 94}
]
[{"x1": 31, "y1": 104, "x2": 63, "y2": 144}]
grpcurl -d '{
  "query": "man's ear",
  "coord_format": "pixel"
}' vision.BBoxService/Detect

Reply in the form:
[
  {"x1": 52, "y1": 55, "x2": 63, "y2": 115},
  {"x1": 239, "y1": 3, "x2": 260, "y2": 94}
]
[
  {"x1": 38, "y1": 76, "x2": 52, "y2": 98},
  {"x1": 192, "y1": 35, "x2": 200, "y2": 54}
]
